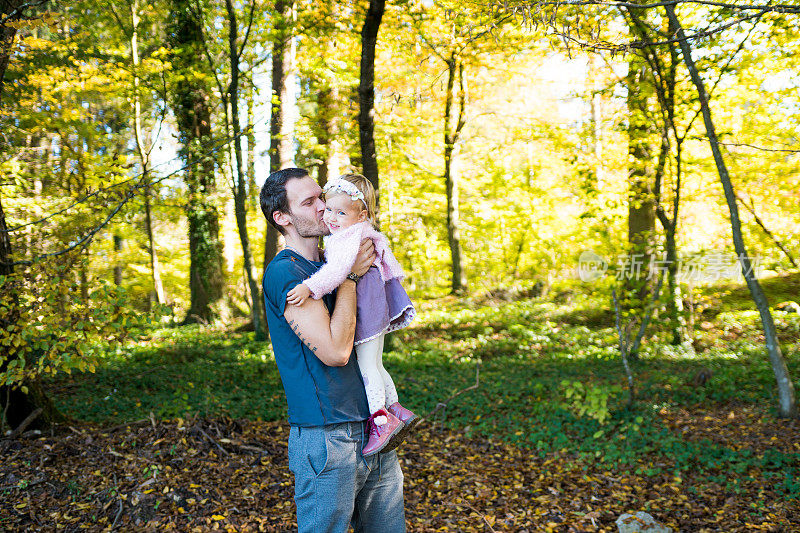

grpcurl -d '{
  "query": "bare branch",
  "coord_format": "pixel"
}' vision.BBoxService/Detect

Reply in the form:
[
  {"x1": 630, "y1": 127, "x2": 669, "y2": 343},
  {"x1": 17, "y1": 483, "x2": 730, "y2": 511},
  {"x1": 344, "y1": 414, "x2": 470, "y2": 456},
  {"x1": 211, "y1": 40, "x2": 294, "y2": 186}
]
[
  {"x1": 6, "y1": 180, "x2": 137, "y2": 266},
  {"x1": 551, "y1": 10, "x2": 768, "y2": 53},
  {"x1": 735, "y1": 192, "x2": 799, "y2": 268},
  {"x1": 491, "y1": 0, "x2": 800, "y2": 14},
  {"x1": 236, "y1": 0, "x2": 257, "y2": 64},
  {"x1": 717, "y1": 141, "x2": 800, "y2": 153},
  {"x1": 103, "y1": 0, "x2": 131, "y2": 39},
  {"x1": 3, "y1": 407, "x2": 41, "y2": 439}
]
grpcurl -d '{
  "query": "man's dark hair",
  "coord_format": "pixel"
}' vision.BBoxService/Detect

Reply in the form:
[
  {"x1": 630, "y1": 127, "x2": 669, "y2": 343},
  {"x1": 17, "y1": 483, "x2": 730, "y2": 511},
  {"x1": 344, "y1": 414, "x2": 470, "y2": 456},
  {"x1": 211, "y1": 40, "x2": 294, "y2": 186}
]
[{"x1": 260, "y1": 168, "x2": 309, "y2": 235}]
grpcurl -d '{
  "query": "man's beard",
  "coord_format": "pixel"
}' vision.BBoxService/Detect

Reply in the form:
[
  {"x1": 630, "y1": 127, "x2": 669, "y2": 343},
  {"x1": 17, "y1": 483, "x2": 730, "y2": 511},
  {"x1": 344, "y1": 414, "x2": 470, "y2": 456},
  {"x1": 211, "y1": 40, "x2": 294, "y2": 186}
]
[{"x1": 292, "y1": 212, "x2": 330, "y2": 238}]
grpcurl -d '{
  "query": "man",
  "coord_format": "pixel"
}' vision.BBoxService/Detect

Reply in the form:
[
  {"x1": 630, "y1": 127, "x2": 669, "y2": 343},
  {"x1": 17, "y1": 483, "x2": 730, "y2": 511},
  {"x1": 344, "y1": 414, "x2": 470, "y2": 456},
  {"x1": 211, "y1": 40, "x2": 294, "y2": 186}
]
[{"x1": 260, "y1": 168, "x2": 406, "y2": 532}]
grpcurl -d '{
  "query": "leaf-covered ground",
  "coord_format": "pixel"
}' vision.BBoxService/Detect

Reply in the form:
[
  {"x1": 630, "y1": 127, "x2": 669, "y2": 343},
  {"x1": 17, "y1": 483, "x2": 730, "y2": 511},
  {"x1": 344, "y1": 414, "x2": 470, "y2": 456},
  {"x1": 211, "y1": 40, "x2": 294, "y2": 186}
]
[
  {"x1": 2, "y1": 410, "x2": 798, "y2": 532},
  {"x1": 5, "y1": 276, "x2": 800, "y2": 531}
]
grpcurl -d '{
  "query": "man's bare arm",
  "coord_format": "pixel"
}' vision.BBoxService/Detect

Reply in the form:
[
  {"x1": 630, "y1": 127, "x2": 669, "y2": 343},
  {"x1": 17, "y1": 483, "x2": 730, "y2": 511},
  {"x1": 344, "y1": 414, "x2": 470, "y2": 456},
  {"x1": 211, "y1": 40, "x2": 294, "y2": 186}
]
[
  {"x1": 284, "y1": 284, "x2": 356, "y2": 366},
  {"x1": 283, "y1": 239, "x2": 375, "y2": 366}
]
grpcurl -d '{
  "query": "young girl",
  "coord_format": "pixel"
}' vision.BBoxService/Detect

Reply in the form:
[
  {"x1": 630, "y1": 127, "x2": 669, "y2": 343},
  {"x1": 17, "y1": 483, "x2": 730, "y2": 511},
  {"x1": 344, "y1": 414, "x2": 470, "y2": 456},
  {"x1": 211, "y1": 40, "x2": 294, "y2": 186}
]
[{"x1": 286, "y1": 173, "x2": 417, "y2": 456}]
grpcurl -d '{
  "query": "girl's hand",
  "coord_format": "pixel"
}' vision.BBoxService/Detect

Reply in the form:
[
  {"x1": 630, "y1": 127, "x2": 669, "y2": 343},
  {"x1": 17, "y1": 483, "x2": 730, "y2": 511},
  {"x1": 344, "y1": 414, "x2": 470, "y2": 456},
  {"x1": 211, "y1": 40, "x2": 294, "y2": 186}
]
[{"x1": 287, "y1": 284, "x2": 312, "y2": 306}]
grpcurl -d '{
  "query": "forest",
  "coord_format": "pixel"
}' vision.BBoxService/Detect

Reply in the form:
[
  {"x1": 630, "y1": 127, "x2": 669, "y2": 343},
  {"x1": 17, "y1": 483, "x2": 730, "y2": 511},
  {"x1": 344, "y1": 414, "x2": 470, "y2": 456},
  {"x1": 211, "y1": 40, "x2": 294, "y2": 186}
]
[{"x1": 1, "y1": 0, "x2": 799, "y2": 531}]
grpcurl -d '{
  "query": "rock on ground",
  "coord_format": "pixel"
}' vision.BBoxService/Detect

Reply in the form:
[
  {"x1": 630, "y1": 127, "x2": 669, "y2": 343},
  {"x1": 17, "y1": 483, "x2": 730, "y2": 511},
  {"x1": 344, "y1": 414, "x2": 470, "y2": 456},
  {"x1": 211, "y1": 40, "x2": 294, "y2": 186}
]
[{"x1": 616, "y1": 511, "x2": 673, "y2": 533}]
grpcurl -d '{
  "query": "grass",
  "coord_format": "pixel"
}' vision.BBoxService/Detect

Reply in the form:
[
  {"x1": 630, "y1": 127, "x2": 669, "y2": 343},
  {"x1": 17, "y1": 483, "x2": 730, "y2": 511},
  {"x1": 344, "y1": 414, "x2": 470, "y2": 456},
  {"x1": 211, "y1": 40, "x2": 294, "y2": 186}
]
[
  {"x1": 49, "y1": 327, "x2": 288, "y2": 422},
  {"x1": 46, "y1": 274, "x2": 800, "y2": 496}
]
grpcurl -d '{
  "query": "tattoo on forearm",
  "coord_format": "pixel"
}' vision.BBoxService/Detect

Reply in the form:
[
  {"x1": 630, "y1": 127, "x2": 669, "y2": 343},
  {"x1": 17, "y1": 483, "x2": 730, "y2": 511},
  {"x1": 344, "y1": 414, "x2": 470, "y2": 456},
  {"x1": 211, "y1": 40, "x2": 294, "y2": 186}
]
[{"x1": 289, "y1": 318, "x2": 320, "y2": 354}]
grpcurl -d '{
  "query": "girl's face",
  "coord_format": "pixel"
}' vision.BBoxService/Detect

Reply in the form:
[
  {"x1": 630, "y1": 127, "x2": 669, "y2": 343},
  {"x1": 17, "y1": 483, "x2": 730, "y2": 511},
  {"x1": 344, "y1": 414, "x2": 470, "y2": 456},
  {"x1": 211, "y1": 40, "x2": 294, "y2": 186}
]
[{"x1": 323, "y1": 192, "x2": 367, "y2": 233}]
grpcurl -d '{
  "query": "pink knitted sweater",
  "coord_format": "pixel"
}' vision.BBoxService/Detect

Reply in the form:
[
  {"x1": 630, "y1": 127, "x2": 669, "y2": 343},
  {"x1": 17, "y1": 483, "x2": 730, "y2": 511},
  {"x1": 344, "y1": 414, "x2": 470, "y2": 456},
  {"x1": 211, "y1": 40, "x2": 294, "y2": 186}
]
[{"x1": 303, "y1": 221, "x2": 405, "y2": 300}]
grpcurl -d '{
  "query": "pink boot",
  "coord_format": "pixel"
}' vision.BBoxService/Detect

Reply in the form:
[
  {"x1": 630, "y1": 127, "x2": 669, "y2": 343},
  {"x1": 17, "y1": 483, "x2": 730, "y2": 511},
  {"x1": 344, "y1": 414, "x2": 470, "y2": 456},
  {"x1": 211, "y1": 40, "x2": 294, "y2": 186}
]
[
  {"x1": 362, "y1": 408, "x2": 404, "y2": 457},
  {"x1": 379, "y1": 402, "x2": 420, "y2": 454},
  {"x1": 388, "y1": 402, "x2": 418, "y2": 426}
]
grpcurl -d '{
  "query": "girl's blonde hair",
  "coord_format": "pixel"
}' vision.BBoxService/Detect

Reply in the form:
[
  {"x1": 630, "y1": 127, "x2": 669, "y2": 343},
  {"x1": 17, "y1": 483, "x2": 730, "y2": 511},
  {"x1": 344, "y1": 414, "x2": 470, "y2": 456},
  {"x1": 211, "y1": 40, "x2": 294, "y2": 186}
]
[{"x1": 337, "y1": 173, "x2": 378, "y2": 227}]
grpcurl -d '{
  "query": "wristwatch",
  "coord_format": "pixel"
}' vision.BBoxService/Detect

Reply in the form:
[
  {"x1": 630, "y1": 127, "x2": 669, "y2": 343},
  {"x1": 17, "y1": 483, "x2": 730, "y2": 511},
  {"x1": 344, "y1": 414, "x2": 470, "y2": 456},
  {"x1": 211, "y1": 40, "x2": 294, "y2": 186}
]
[{"x1": 347, "y1": 272, "x2": 362, "y2": 284}]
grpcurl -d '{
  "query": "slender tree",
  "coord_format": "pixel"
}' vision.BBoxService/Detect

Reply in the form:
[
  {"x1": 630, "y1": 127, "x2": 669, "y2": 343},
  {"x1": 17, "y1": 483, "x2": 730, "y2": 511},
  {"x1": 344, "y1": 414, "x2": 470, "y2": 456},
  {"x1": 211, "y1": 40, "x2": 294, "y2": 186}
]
[
  {"x1": 224, "y1": 0, "x2": 266, "y2": 340},
  {"x1": 409, "y1": 4, "x2": 502, "y2": 295},
  {"x1": 126, "y1": 0, "x2": 166, "y2": 305},
  {"x1": 443, "y1": 53, "x2": 467, "y2": 294},
  {"x1": 1, "y1": 1, "x2": 26, "y2": 428},
  {"x1": 666, "y1": 4, "x2": 797, "y2": 418}
]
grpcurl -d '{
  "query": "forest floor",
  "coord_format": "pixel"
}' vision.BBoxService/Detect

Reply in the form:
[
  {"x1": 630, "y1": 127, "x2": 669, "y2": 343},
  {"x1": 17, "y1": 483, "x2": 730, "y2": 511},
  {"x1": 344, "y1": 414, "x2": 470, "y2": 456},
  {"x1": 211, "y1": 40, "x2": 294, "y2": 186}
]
[
  {"x1": 2, "y1": 274, "x2": 800, "y2": 531},
  {"x1": 1, "y1": 409, "x2": 798, "y2": 532}
]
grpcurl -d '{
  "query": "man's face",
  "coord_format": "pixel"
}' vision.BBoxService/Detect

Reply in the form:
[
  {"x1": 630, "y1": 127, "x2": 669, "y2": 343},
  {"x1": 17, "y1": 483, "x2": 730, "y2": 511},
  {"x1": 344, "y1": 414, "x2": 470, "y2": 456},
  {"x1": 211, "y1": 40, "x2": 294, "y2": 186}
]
[{"x1": 284, "y1": 176, "x2": 329, "y2": 238}]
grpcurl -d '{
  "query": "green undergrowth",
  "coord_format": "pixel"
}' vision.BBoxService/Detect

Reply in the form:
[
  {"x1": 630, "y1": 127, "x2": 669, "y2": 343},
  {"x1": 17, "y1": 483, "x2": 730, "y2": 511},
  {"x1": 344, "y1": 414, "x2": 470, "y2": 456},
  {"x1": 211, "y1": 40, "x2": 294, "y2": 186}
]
[
  {"x1": 48, "y1": 327, "x2": 287, "y2": 422},
  {"x1": 706, "y1": 272, "x2": 800, "y2": 317},
  {"x1": 47, "y1": 276, "x2": 800, "y2": 497}
]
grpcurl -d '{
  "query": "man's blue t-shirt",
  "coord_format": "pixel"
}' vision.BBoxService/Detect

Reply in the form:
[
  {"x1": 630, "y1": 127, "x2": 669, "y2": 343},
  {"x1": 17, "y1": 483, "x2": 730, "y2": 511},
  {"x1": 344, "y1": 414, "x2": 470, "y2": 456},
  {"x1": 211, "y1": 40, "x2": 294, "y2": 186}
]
[{"x1": 263, "y1": 248, "x2": 370, "y2": 427}]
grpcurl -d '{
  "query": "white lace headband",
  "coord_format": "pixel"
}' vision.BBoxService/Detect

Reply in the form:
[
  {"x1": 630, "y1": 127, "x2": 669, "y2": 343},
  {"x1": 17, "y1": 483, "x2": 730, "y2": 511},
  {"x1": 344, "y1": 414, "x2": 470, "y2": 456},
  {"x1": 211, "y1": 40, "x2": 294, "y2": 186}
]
[{"x1": 323, "y1": 178, "x2": 367, "y2": 208}]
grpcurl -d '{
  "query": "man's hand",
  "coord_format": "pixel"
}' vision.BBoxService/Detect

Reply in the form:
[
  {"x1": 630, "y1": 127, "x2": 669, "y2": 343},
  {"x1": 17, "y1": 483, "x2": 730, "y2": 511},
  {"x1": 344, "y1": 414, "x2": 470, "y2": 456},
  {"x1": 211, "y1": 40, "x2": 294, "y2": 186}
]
[{"x1": 351, "y1": 238, "x2": 376, "y2": 277}]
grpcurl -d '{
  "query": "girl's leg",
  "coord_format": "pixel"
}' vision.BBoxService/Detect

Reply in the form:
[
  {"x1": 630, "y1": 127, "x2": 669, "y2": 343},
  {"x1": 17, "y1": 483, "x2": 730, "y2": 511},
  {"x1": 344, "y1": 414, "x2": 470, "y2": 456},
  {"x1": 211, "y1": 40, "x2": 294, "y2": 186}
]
[
  {"x1": 375, "y1": 334, "x2": 399, "y2": 406},
  {"x1": 355, "y1": 336, "x2": 386, "y2": 414}
]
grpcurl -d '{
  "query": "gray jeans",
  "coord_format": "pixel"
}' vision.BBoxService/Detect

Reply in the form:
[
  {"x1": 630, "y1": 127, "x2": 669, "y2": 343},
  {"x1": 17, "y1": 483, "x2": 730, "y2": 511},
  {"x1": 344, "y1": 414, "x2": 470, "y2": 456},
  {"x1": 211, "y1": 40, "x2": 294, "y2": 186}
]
[{"x1": 288, "y1": 421, "x2": 406, "y2": 533}]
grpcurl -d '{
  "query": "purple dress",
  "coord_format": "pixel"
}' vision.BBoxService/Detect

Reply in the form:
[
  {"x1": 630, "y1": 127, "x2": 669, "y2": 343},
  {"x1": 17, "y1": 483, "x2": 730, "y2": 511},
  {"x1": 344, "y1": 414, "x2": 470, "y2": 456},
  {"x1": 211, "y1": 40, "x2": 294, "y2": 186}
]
[{"x1": 354, "y1": 266, "x2": 416, "y2": 345}]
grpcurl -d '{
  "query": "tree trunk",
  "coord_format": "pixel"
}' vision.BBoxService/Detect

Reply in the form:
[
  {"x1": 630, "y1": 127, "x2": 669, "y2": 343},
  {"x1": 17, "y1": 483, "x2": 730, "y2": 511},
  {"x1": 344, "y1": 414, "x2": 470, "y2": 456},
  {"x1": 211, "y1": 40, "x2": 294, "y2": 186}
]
[
  {"x1": 444, "y1": 54, "x2": 467, "y2": 294},
  {"x1": 663, "y1": 23, "x2": 685, "y2": 347},
  {"x1": 622, "y1": 48, "x2": 657, "y2": 345},
  {"x1": 263, "y1": 0, "x2": 295, "y2": 275},
  {"x1": 663, "y1": 215, "x2": 685, "y2": 345},
  {"x1": 666, "y1": 5, "x2": 797, "y2": 418},
  {"x1": 168, "y1": 0, "x2": 226, "y2": 325},
  {"x1": 268, "y1": 0, "x2": 295, "y2": 172},
  {"x1": 358, "y1": 0, "x2": 385, "y2": 195},
  {"x1": 626, "y1": 51, "x2": 656, "y2": 285},
  {"x1": 129, "y1": 0, "x2": 166, "y2": 305},
  {"x1": 225, "y1": 0, "x2": 267, "y2": 340},
  {"x1": 652, "y1": 69, "x2": 685, "y2": 347},
  {"x1": 79, "y1": 246, "x2": 89, "y2": 301}
]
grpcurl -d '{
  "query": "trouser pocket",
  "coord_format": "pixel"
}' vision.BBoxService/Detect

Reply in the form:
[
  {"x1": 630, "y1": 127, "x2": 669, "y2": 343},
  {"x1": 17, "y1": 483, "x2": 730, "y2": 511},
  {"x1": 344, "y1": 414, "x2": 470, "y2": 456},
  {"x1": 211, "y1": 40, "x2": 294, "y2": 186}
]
[
  {"x1": 289, "y1": 426, "x2": 331, "y2": 478},
  {"x1": 305, "y1": 427, "x2": 329, "y2": 476}
]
